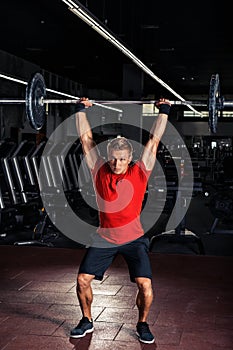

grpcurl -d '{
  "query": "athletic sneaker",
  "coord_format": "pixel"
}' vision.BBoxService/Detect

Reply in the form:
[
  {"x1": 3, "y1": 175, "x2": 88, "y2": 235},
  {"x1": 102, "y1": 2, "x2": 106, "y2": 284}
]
[
  {"x1": 70, "y1": 317, "x2": 94, "y2": 338},
  {"x1": 136, "y1": 322, "x2": 155, "y2": 344}
]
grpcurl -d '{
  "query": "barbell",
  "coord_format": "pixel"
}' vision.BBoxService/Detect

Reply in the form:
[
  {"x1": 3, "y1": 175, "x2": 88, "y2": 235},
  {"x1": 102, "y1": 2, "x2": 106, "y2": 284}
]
[{"x1": 0, "y1": 71, "x2": 231, "y2": 133}]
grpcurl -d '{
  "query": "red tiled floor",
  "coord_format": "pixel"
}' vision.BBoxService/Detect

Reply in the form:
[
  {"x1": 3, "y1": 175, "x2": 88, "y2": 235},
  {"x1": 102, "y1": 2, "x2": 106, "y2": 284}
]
[{"x1": 0, "y1": 245, "x2": 233, "y2": 350}]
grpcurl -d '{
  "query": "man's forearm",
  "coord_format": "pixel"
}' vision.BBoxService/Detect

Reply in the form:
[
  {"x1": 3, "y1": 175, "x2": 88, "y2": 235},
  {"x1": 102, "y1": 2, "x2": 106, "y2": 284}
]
[
  {"x1": 140, "y1": 100, "x2": 171, "y2": 170},
  {"x1": 76, "y1": 110, "x2": 93, "y2": 142},
  {"x1": 150, "y1": 102, "x2": 171, "y2": 142},
  {"x1": 150, "y1": 113, "x2": 168, "y2": 144}
]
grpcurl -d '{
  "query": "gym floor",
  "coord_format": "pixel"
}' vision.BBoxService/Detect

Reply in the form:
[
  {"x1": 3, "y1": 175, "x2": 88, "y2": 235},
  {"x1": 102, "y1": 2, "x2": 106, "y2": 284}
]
[
  {"x1": 0, "y1": 244, "x2": 233, "y2": 350},
  {"x1": 1, "y1": 192, "x2": 233, "y2": 349}
]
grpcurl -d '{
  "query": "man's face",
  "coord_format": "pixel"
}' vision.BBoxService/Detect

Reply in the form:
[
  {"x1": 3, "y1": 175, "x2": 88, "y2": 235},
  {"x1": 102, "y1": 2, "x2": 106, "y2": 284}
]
[{"x1": 108, "y1": 149, "x2": 132, "y2": 174}]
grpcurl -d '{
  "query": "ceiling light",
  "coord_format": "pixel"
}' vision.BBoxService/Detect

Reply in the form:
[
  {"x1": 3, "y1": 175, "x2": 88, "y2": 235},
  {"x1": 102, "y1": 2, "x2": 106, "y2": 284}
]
[{"x1": 61, "y1": 0, "x2": 201, "y2": 115}]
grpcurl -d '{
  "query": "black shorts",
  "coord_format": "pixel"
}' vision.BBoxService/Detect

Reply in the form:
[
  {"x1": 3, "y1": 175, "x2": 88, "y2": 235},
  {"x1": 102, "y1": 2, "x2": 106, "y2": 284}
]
[{"x1": 78, "y1": 235, "x2": 152, "y2": 282}]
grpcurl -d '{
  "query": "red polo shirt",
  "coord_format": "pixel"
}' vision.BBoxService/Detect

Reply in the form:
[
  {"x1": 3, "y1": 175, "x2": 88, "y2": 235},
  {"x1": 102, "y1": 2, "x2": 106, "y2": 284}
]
[{"x1": 91, "y1": 157, "x2": 151, "y2": 244}]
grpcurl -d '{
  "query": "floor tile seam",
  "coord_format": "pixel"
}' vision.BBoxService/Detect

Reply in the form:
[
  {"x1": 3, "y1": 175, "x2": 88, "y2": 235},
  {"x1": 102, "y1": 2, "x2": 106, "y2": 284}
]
[
  {"x1": 10, "y1": 271, "x2": 25, "y2": 280},
  {"x1": 0, "y1": 335, "x2": 18, "y2": 350},
  {"x1": 0, "y1": 316, "x2": 10, "y2": 325},
  {"x1": 94, "y1": 306, "x2": 107, "y2": 322}
]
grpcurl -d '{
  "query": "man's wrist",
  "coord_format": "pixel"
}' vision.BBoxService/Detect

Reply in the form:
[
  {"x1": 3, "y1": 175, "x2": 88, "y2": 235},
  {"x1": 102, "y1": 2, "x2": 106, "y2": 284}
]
[
  {"x1": 158, "y1": 104, "x2": 171, "y2": 115},
  {"x1": 75, "y1": 103, "x2": 86, "y2": 113}
]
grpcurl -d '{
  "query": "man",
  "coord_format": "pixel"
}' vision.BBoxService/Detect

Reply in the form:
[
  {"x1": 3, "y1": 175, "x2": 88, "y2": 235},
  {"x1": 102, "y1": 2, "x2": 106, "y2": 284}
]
[{"x1": 70, "y1": 98, "x2": 171, "y2": 344}]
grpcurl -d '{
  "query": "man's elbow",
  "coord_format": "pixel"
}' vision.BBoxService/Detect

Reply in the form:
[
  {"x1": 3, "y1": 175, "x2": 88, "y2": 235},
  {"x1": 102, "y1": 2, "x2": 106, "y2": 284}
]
[
  {"x1": 79, "y1": 133, "x2": 92, "y2": 144},
  {"x1": 145, "y1": 139, "x2": 159, "y2": 157},
  {"x1": 149, "y1": 135, "x2": 160, "y2": 147}
]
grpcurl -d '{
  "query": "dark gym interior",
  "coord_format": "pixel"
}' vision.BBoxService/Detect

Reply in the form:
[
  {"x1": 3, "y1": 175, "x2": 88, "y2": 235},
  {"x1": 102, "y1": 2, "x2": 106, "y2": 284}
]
[{"x1": 0, "y1": 1, "x2": 233, "y2": 349}]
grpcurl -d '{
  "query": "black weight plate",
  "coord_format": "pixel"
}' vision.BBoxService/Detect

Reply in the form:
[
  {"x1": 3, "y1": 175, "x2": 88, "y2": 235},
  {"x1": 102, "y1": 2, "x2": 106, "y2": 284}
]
[
  {"x1": 208, "y1": 73, "x2": 220, "y2": 134},
  {"x1": 25, "y1": 73, "x2": 46, "y2": 130}
]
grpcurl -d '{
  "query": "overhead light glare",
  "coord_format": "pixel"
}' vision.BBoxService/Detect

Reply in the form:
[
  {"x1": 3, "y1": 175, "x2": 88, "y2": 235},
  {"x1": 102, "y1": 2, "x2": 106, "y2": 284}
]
[{"x1": 61, "y1": 0, "x2": 201, "y2": 116}]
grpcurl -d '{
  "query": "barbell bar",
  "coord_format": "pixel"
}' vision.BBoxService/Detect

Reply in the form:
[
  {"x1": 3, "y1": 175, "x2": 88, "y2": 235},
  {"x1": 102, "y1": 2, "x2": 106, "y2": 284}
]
[
  {"x1": 0, "y1": 98, "x2": 208, "y2": 106},
  {"x1": 0, "y1": 71, "x2": 229, "y2": 133}
]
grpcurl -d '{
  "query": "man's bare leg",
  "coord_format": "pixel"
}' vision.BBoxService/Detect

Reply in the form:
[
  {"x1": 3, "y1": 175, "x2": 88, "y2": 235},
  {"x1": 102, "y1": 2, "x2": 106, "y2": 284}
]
[
  {"x1": 135, "y1": 277, "x2": 154, "y2": 344},
  {"x1": 70, "y1": 273, "x2": 95, "y2": 338},
  {"x1": 76, "y1": 273, "x2": 95, "y2": 320},
  {"x1": 135, "y1": 277, "x2": 153, "y2": 322}
]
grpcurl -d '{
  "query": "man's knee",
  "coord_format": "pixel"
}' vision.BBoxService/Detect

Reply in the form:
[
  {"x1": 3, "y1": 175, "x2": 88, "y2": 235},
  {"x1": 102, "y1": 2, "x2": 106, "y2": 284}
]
[
  {"x1": 135, "y1": 277, "x2": 153, "y2": 295},
  {"x1": 77, "y1": 273, "x2": 94, "y2": 290}
]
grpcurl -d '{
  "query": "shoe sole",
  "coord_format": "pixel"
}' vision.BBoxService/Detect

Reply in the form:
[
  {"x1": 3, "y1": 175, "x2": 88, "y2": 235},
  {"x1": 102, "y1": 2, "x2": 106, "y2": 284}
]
[
  {"x1": 70, "y1": 327, "x2": 94, "y2": 338},
  {"x1": 136, "y1": 331, "x2": 155, "y2": 344}
]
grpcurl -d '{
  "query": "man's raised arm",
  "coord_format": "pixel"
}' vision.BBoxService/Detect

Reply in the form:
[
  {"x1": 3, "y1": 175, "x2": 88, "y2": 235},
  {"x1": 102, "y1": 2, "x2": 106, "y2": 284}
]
[
  {"x1": 141, "y1": 98, "x2": 171, "y2": 171},
  {"x1": 75, "y1": 98, "x2": 100, "y2": 169}
]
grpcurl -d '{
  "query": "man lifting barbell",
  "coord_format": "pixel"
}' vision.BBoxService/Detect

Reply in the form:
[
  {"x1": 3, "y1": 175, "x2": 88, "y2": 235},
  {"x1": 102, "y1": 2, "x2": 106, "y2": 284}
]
[{"x1": 69, "y1": 96, "x2": 171, "y2": 344}]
